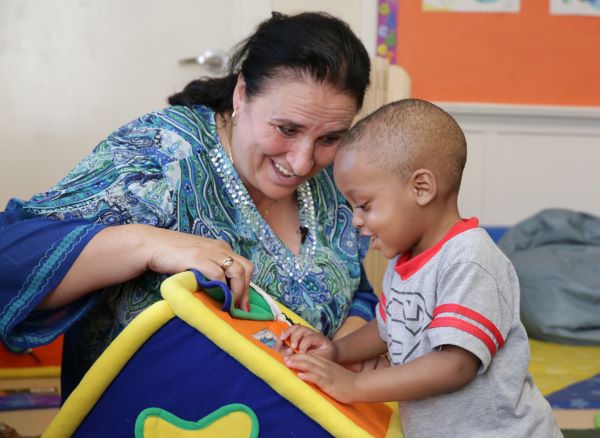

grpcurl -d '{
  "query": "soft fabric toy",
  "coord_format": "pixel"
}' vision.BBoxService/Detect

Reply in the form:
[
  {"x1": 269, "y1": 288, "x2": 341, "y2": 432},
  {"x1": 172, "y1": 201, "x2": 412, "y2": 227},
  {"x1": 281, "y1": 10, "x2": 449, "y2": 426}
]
[{"x1": 43, "y1": 270, "x2": 401, "y2": 437}]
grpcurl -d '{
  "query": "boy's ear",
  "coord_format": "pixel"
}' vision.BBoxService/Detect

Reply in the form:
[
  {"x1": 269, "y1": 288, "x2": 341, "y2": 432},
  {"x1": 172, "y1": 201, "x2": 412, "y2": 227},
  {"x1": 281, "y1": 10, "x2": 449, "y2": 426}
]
[{"x1": 410, "y1": 169, "x2": 437, "y2": 206}]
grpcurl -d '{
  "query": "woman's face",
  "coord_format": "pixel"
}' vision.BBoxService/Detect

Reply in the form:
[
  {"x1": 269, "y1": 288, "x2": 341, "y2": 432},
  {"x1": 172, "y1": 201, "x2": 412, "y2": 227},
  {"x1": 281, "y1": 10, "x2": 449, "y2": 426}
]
[{"x1": 230, "y1": 74, "x2": 358, "y2": 203}]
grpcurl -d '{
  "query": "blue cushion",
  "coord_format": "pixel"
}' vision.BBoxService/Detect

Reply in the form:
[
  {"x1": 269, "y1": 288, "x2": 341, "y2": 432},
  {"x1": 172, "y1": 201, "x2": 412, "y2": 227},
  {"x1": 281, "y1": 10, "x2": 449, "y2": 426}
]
[{"x1": 483, "y1": 226, "x2": 508, "y2": 243}]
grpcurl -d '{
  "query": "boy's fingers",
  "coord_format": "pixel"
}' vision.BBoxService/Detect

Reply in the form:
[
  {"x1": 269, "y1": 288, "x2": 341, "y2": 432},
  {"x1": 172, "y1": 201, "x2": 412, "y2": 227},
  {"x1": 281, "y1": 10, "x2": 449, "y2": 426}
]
[
  {"x1": 294, "y1": 363, "x2": 330, "y2": 384},
  {"x1": 297, "y1": 371, "x2": 323, "y2": 385},
  {"x1": 284, "y1": 354, "x2": 309, "y2": 371},
  {"x1": 287, "y1": 352, "x2": 327, "y2": 369},
  {"x1": 288, "y1": 329, "x2": 307, "y2": 349},
  {"x1": 275, "y1": 339, "x2": 294, "y2": 356},
  {"x1": 298, "y1": 335, "x2": 320, "y2": 353},
  {"x1": 280, "y1": 325, "x2": 303, "y2": 342}
]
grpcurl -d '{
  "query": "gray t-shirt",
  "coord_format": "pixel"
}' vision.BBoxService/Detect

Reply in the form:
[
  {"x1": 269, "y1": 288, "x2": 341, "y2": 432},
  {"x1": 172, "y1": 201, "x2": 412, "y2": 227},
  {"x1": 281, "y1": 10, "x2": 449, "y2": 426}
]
[{"x1": 377, "y1": 220, "x2": 561, "y2": 438}]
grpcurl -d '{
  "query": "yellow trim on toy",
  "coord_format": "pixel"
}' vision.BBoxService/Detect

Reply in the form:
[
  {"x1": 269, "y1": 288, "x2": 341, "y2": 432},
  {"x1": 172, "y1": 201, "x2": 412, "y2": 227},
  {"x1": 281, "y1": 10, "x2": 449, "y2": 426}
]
[
  {"x1": 384, "y1": 402, "x2": 403, "y2": 438},
  {"x1": 135, "y1": 404, "x2": 259, "y2": 438},
  {"x1": 161, "y1": 271, "x2": 400, "y2": 437},
  {"x1": 42, "y1": 301, "x2": 176, "y2": 438}
]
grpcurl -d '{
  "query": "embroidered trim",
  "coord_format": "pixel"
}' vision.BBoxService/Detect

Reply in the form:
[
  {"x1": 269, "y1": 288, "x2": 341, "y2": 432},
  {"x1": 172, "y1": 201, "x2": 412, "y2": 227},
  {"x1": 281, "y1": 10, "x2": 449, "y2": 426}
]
[{"x1": 1, "y1": 224, "x2": 100, "y2": 344}]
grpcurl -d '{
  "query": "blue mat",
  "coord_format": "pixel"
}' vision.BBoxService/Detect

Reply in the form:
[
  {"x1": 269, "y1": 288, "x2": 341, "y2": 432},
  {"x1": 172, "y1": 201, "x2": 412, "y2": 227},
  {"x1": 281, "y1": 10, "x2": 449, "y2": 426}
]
[{"x1": 546, "y1": 373, "x2": 600, "y2": 409}]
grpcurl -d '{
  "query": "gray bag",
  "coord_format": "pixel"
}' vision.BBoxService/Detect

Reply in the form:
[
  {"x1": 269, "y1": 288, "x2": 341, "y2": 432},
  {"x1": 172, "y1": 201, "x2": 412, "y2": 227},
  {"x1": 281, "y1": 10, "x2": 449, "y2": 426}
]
[{"x1": 499, "y1": 209, "x2": 600, "y2": 345}]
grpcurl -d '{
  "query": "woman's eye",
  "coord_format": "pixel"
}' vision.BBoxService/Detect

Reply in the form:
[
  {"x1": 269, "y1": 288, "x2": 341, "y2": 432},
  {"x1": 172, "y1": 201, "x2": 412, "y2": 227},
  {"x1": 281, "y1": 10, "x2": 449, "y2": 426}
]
[{"x1": 277, "y1": 125, "x2": 297, "y2": 136}]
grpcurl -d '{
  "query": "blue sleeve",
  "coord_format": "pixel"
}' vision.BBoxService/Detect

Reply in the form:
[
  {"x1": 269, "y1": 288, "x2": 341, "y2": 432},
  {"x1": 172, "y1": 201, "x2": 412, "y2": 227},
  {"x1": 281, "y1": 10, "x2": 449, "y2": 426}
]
[
  {"x1": 0, "y1": 113, "x2": 189, "y2": 349},
  {"x1": 347, "y1": 234, "x2": 378, "y2": 321},
  {"x1": 0, "y1": 202, "x2": 105, "y2": 350}
]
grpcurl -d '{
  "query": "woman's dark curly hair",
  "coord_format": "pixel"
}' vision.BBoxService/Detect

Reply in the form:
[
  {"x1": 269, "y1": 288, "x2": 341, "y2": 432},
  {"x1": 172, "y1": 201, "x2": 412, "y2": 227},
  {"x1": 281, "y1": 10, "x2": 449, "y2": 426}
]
[{"x1": 168, "y1": 12, "x2": 370, "y2": 113}]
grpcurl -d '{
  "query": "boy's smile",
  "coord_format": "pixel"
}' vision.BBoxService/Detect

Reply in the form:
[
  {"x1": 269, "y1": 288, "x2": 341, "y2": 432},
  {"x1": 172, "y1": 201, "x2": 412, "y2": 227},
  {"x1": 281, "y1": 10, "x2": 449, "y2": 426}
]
[{"x1": 333, "y1": 148, "x2": 424, "y2": 259}]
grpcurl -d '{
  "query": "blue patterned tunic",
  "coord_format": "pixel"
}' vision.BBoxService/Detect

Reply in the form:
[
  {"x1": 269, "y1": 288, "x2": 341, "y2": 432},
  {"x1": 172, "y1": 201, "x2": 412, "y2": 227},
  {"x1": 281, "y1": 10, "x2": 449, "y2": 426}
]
[{"x1": 0, "y1": 105, "x2": 376, "y2": 388}]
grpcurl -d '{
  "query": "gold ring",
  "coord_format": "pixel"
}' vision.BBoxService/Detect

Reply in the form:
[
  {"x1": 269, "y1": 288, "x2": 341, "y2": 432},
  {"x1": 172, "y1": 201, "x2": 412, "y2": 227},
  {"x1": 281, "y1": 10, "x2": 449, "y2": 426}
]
[{"x1": 220, "y1": 257, "x2": 234, "y2": 271}]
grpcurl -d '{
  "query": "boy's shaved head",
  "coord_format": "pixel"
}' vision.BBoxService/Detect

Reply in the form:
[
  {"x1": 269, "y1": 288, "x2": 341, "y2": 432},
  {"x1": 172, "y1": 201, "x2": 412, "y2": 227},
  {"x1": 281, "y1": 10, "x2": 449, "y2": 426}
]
[{"x1": 342, "y1": 99, "x2": 467, "y2": 196}]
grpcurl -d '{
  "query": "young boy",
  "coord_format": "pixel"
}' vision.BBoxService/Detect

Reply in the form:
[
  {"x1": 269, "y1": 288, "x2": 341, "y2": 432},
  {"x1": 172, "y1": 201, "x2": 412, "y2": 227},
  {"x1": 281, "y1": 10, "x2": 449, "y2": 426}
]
[{"x1": 279, "y1": 99, "x2": 561, "y2": 437}]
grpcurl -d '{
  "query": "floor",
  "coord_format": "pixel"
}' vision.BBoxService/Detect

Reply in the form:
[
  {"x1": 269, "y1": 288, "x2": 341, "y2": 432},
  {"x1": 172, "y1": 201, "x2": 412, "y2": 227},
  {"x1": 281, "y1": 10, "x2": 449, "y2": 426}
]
[
  {"x1": 0, "y1": 377, "x2": 60, "y2": 437},
  {"x1": 0, "y1": 377, "x2": 598, "y2": 436}
]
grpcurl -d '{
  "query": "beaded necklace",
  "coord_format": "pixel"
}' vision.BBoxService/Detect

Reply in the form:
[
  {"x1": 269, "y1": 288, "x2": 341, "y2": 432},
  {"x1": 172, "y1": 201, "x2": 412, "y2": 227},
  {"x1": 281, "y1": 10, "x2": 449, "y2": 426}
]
[{"x1": 209, "y1": 115, "x2": 317, "y2": 282}]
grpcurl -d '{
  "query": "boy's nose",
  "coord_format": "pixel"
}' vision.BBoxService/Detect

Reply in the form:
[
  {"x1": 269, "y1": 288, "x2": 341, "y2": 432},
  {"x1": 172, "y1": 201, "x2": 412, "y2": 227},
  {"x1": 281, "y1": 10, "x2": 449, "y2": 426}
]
[{"x1": 352, "y1": 213, "x2": 364, "y2": 228}]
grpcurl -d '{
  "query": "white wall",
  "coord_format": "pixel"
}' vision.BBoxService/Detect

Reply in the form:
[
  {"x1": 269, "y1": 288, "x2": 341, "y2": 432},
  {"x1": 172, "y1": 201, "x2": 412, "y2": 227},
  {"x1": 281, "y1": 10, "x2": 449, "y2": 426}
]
[
  {"x1": 6, "y1": 1, "x2": 598, "y2": 228},
  {"x1": 0, "y1": 0, "x2": 239, "y2": 206},
  {"x1": 447, "y1": 103, "x2": 600, "y2": 225},
  {"x1": 0, "y1": 0, "x2": 376, "y2": 207}
]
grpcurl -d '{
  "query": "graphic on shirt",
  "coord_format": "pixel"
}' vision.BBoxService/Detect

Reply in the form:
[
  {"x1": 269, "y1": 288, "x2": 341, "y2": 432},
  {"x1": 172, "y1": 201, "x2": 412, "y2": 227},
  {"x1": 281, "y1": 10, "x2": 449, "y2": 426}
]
[{"x1": 385, "y1": 290, "x2": 432, "y2": 364}]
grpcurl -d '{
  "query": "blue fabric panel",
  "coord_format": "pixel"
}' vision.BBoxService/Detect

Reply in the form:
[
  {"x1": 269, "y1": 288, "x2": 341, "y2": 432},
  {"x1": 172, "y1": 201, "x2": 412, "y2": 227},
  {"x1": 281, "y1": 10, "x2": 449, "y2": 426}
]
[
  {"x1": 74, "y1": 317, "x2": 333, "y2": 437},
  {"x1": 546, "y1": 373, "x2": 600, "y2": 409}
]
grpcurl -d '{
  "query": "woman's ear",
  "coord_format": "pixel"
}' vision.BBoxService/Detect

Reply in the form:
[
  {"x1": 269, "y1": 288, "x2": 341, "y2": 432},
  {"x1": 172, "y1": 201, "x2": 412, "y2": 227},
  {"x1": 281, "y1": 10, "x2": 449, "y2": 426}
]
[
  {"x1": 410, "y1": 169, "x2": 437, "y2": 207},
  {"x1": 232, "y1": 73, "x2": 247, "y2": 111}
]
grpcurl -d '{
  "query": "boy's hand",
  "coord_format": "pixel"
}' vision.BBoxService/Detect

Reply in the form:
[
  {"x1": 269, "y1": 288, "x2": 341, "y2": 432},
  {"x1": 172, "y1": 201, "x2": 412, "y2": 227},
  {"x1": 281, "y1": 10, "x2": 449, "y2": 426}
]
[
  {"x1": 277, "y1": 325, "x2": 336, "y2": 361},
  {"x1": 285, "y1": 352, "x2": 357, "y2": 404}
]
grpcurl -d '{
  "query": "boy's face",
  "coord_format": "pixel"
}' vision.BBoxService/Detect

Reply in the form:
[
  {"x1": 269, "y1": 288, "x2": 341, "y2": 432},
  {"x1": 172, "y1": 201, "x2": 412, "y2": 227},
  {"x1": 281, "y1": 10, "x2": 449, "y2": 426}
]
[{"x1": 334, "y1": 148, "x2": 423, "y2": 259}]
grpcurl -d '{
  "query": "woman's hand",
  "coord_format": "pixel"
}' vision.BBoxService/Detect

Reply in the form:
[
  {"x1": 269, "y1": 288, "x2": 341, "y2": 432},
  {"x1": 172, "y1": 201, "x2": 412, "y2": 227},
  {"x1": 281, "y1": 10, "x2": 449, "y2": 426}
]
[
  {"x1": 140, "y1": 225, "x2": 253, "y2": 310},
  {"x1": 277, "y1": 325, "x2": 336, "y2": 361},
  {"x1": 40, "y1": 224, "x2": 253, "y2": 311},
  {"x1": 284, "y1": 352, "x2": 358, "y2": 404}
]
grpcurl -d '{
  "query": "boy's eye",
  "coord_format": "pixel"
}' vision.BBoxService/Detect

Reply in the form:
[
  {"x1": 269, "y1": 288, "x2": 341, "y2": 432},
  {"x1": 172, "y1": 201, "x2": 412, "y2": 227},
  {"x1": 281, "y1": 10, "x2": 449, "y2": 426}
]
[
  {"x1": 320, "y1": 135, "x2": 341, "y2": 146},
  {"x1": 355, "y1": 202, "x2": 369, "y2": 211},
  {"x1": 277, "y1": 125, "x2": 298, "y2": 136}
]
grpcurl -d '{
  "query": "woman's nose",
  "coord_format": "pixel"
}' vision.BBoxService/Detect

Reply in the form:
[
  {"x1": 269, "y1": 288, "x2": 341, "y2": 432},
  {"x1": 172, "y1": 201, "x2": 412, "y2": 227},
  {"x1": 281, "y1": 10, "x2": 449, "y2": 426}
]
[{"x1": 288, "y1": 140, "x2": 315, "y2": 176}]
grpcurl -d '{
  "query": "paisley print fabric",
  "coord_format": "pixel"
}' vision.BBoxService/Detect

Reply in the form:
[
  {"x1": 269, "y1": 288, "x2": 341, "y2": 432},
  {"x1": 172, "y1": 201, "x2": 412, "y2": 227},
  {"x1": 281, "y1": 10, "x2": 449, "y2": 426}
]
[{"x1": 1, "y1": 105, "x2": 376, "y2": 385}]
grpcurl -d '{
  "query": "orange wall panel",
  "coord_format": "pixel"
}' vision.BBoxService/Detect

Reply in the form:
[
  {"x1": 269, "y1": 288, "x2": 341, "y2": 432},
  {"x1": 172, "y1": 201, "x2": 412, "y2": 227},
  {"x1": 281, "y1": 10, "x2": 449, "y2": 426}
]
[{"x1": 396, "y1": 1, "x2": 600, "y2": 106}]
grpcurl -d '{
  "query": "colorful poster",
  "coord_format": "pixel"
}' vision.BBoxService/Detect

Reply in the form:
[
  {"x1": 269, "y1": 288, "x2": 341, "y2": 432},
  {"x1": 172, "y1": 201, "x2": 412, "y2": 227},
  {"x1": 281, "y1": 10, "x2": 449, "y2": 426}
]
[
  {"x1": 423, "y1": 0, "x2": 521, "y2": 13},
  {"x1": 550, "y1": 0, "x2": 600, "y2": 16},
  {"x1": 377, "y1": 0, "x2": 398, "y2": 63}
]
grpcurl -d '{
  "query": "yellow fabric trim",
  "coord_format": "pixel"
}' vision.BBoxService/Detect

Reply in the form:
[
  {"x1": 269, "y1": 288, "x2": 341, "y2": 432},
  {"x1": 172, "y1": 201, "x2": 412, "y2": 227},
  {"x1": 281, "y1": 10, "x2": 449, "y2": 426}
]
[
  {"x1": 139, "y1": 408, "x2": 255, "y2": 438},
  {"x1": 274, "y1": 302, "x2": 312, "y2": 328},
  {"x1": 42, "y1": 301, "x2": 176, "y2": 438},
  {"x1": 0, "y1": 366, "x2": 60, "y2": 378},
  {"x1": 161, "y1": 272, "x2": 393, "y2": 438},
  {"x1": 384, "y1": 403, "x2": 403, "y2": 438},
  {"x1": 529, "y1": 338, "x2": 600, "y2": 395}
]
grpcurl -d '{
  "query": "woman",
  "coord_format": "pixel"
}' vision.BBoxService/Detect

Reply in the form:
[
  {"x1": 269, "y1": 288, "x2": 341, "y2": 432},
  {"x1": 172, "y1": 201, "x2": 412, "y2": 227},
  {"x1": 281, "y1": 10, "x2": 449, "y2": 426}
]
[{"x1": 0, "y1": 11, "x2": 376, "y2": 397}]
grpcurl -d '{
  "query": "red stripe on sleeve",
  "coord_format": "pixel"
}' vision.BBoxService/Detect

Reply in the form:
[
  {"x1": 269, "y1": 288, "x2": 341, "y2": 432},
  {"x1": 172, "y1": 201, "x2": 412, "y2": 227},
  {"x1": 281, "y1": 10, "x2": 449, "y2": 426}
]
[
  {"x1": 428, "y1": 316, "x2": 497, "y2": 356},
  {"x1": 378, "y1": 294, "x2": 387, "y2": 323},
  {"x1": 433, "y1": 304, "x2": 505, "y2": 348}
]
